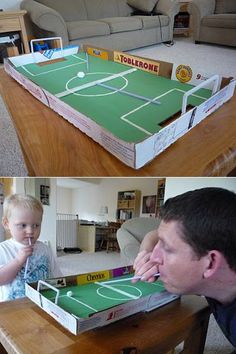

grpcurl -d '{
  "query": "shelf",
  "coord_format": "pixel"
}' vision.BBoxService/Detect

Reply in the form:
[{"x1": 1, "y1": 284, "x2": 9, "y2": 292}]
[
  {"x1": 117, "y1": 190, "x2": 141, "y2": 221},
  {"x1": 174, "y1": 2, "x2": 191, "y2": 37},
  {"x1": 155, "y1": 179, "x2": 166, "y2": 217}
]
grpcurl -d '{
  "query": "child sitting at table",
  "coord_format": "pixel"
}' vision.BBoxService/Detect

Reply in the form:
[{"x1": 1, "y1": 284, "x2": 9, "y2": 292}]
[{"x1": 0, "y1": 194, "x2": 62, "y2": 301}]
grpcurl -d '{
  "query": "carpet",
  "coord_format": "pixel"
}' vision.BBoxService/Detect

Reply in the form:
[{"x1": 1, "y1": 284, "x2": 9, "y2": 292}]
[
  {"x1": 0, "y1": 94, "x2": 28, "y2": 176},
  {"x1": 130, "y1": 36, "x2": 236, "y2": 80}
]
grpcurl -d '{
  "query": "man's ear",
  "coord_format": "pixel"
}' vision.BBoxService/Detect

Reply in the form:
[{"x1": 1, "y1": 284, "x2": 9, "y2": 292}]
[{"x1": 203, "y1": 250, "x2": 222, "y2": 278}]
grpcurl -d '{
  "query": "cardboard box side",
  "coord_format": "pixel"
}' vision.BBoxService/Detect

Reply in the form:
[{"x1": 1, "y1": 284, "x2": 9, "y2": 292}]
[
  {"x1": 25, "y1": 283, "x2": 78, "y2": 334},
  {"x1": 4, "y1": 44, "x2": 236, "y2": 170},
  {"x1": 4, "y1": 58, "x2": 137, "y2": 168},
  {"x1": 135, "y1": 80, "x2": 236, "y2": 169},
  {"x1": 25, "y1": 266, "x2": 179, "y2": 335}
]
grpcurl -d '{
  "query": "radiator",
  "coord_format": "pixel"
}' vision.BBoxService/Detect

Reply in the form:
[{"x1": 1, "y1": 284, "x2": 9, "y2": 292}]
[{"x1": 56, "y1": 213, "x2": 79, "y2": 250}]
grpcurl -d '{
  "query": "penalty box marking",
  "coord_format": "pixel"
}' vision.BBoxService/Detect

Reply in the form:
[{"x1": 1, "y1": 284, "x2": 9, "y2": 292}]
[
  {"x1": 121, "y1": 88, "x2": 208, "y2": 136},
  {"x1": 48, "y1": 294, "x2": 99, "y2": 312},
  {"x1": 20, "y1": 54, "x2": 87, "y2": 77}
]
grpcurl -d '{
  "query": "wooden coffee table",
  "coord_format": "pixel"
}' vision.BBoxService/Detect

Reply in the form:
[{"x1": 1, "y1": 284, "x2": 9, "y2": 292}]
[
  {"x1": 0, "y1": 295, "x2": 211, "y2": 354},
  {"x1": 0, "y1": 11, "x2": 30, "y2": 55},
  {"x1": 0, "y1": 68, "x2": 235, "y2": 176}
]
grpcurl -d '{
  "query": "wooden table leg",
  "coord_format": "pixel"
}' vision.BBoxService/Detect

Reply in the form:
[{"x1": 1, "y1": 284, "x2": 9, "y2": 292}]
[
  {"x1": 0, "y1": 342, "x2": 7, "y2": 354},
  {"x1": 6, "y1": 46, "x2": 19, "y2": 57},
  {"x1": 181, "y1": 312, "x2": 210, "y2": 354}
]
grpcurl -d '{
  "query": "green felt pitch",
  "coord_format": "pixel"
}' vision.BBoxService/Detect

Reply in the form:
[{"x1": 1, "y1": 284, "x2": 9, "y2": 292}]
[
  {"x1": 16, "y1": 53, "x2": 211, "y2": 143},
  {"x1": 41, "y1": 274, "x2": 165, "y2": 318}
]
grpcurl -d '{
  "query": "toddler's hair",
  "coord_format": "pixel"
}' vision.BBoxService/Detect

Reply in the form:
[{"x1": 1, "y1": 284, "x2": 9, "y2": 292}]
[{"x1": 3, "y1": 194, "x2": 43, "y2": 219}]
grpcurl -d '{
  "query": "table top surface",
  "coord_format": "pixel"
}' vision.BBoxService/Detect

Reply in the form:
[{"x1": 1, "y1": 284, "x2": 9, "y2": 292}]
[
  {"x1": 0, "y1": 295, "x2": 210, "y2": 354},
  {"x1": 0, "y1": 68, "x2": 235, "y2": 176},
  {"x1": 0, "y1": 10, "x2": 27, "y2": 18}
]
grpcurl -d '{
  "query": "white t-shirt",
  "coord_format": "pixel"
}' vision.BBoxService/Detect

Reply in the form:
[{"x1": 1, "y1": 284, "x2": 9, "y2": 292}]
[{"x1": 0, "y1": 238, "x2": 63, "y2": 302}]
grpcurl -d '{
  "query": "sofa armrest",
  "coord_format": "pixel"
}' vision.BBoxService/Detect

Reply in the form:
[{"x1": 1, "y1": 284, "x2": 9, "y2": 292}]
[
  {"x1": 189, "y1": 0, "x2": 216, "y2": 40},
  {"x1": 20, "y1": 0, "x2": 69, "y2": 46},
  {"x1": 117, "y1": 228, "x2": 141, "y2": 264},
  {"x1": 154, "y1": 0, "x2": 180, "y2": 18},
  {"x1": 154, "y1": 0, "x2": 180, "y2": 40},
  {"x1": 189, "y1": 0, "x2": 216, "y2": 19}
]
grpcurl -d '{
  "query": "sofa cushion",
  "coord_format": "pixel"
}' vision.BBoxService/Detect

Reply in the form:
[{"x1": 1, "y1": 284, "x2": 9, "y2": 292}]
[
  {"x1": 202, "y1": 14, "x2": 236, "y2": 28},
  {"x1": 85, "y1": 0, "x2": 132, "y2": 20},
  {"x1": 136, "y1": 14, "x2": 169, "y2": 29},
  {"x1": 215, "y1": 0, "x2": 236, "y2": 14},
  {"x1": 36, "y1": 0, "x2": 88, "y2": 21},
  {"x1": 67, "y1": 20, "x2": 110, "y2": 40},
  {"x1": 127, "y1": 0, "x2": 159, "y2": 14},
  {"x1": 99, "y1": 16, "x2": 142, "y2": 33}
]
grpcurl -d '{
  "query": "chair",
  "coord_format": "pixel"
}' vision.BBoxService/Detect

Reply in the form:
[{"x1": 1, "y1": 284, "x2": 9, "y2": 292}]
[
  {"x1": 117, "y1": 217, "x2": 160, "y2": 264},
  {"x1": 189, "y1": 0, "x2": 236, "y2": 47},
  {"x1": 100, "y1": 222, "x2": 121, "y2": 252}
]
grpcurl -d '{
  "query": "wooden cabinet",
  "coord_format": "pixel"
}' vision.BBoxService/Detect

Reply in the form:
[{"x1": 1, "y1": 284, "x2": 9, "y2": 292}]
[
  {"x1": 0, "y1": 11, "x2": 30, "y2": 54},
  {"x1": 78, "y1": 225, "x2": 111, "y2": 252},
  {"x1": 155, "y1": 179, "x2": 166, "y2": 217},
  {"x1": 174, "y1": 1, "x2": 191, "y2": 37},
  {"x1": 116, "y1": 190, "x2": 141, "y2": 221}
]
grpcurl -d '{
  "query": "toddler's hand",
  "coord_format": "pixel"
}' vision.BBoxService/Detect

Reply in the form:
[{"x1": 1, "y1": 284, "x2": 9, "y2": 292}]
[{"x1": 16, "y1": 245, "x2": 33, "y2": 265}]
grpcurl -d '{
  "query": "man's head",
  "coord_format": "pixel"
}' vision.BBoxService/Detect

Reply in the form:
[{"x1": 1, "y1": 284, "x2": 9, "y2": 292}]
[
  {"x1": 2, "y1": 194, "x2": 43, "y2": 245},
  {"x1": 150, "y1": 187, "x2": 236, "y2": 299},
  {"x1": 160, "y1": 187, "x2": 236, "y2": 272}
]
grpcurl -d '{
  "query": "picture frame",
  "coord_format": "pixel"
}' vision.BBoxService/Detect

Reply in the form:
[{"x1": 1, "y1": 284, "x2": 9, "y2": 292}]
[{"x1": 142, "y1": 195, "x2": 157, "y2": 214}]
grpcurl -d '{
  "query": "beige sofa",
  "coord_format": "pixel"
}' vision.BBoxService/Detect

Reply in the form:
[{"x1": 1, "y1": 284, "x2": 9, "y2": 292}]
[
  {"x1": 20, "y1": 0, "x2": 179, "y2": 51},
  {"x1": 189, "y1": 0, "x2": 236, "y2": 47}
]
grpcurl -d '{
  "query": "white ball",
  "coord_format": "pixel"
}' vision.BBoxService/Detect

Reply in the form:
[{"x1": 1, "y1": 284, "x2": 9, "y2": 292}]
[
  {"x1": 67, "y1": 291, "x2": 73, "y2": 297},
  {"x1": 77, "y1": 71, "x2": 85, "y2": 79}
]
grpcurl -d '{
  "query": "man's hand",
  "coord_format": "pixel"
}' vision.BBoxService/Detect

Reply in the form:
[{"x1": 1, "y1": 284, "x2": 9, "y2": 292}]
[{"x1": 132, "y1": 250, "x2": 159, "y2": 283}]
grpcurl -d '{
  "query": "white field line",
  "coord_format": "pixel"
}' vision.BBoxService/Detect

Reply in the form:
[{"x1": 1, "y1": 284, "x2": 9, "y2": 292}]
[
  {"x1": 101, "y1": 272, "x2": 160, "y2": 285},
  {"x1": 49, "y1": 294, "x2": 98, "y2": 312},
  {"x1": 20, "y1": 55, "x2": 208, "y2": 138},
  {"x1": 120, "y1": 88, "x2": 208, "y2": 136},
  {"x1": 55, "y1": 68, "x2": 137, "y2": 98},
  {"x1": 175, "y1": 88, "x2": 207, "y2": 101},
  {"x1": 95, "y1": 281, "x2": 139, "y2": 300},
  {"x1": 21, "y1": 55, "x2": 87, "y2": 77}
]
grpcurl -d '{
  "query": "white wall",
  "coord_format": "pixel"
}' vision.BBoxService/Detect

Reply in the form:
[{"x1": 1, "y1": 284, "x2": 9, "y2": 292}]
[
  {"x1": 11, "y1": 177, "x2": 236, "y2": 255},
  {"x1": 57, "y1": 178, "x2": 159, "y2": 221},
  {"x1": 1, "y1": 0, "x2": 21, "y2": 10},
  {"x1": 14, "y1": 178, "x2": 58, "y2": 255},
  {"x1": 165, "y1": 177, "x2": 236, "y2": 200},
  {"x1": 57, "y1": 187, "x2": 73, "y2": 214}
]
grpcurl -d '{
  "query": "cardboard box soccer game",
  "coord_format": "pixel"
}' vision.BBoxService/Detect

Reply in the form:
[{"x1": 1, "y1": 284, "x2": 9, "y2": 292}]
[
  {"x1": 4, "y1": 39, "x2": 236, "y2": 169},
  {"x1": 25, "y1": 266, "x2": 179, "y2": 335}
]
